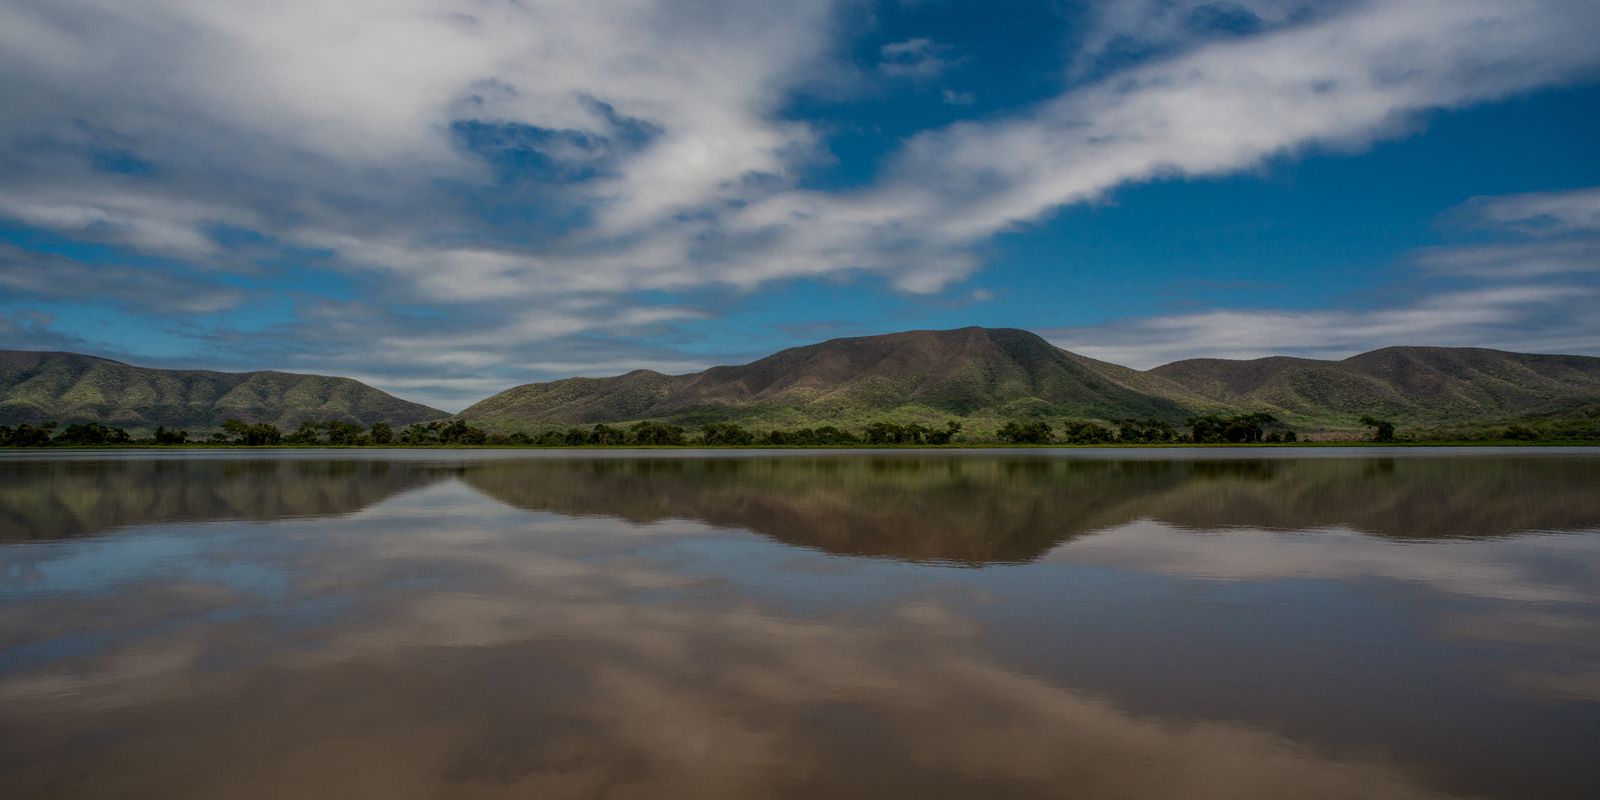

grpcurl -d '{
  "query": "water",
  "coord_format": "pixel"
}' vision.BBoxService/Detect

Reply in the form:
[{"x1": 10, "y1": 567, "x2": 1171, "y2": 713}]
[{"x1": 2, "y1": 448, "x2": 1598, "y2": 799}]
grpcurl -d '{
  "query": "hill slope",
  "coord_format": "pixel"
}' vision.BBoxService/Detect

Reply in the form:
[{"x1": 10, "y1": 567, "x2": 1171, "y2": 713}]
[
  {"x1": 464, "y1": 330, "x2": 1600, "y2": 434},
  {"x1": 0, "y1": 350, "x2": 445, "y2": 431},
  {"x1": 1149, "y1": 346, "x2": 1600, "y2": 428},
  {"x1": 464, "y1": 327, "x2": 1191, "y2": 427}
]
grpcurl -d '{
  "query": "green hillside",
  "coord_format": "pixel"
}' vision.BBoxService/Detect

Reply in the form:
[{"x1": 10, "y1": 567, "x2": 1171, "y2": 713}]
[
  {"x1": 463, "y1": 329, "x2": 1600, "y2": 437},
  {"x1": 462, "y1": 327, "x2": 1191, "y2": 430},
  {"x1": 1149, "y1": 346, "x2": 1600, "y2": 432},
  {"x1": 0, "y1": 350, "x2": 445, "y2": 432}
]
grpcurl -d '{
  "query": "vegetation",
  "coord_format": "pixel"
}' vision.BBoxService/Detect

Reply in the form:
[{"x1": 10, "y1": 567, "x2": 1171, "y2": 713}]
[
  {"x1": 997, "y1": 420, "x2": 1053, "y2": 444},
  {"x1": 2, "y1": 410, "x2": 1594, "y2": 447},
  {"x1": 1359, "y1": 415, "x2": 1396, "y2": 442},
  {"x1": 1189, "y1": 413, "x2": 1290, "y2": 444}
]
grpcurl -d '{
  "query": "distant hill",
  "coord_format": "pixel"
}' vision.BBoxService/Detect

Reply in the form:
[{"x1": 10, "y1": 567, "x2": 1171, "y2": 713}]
[
  {"x1": 1149, "y1": 346, "x2": 1600, "y2": 429},
  {"x1": 10, "y1": 331, "x2": 1600, "y2": 438},
  {"x1": 0, "y1": 350, "x2": 445, "y2": 431},
  {"x1": 462, "y1": 329, "x2": 1600, "y2": 435},
  {"x1": 462, "y1": 327, "x2": 1190, "y2": 428}
]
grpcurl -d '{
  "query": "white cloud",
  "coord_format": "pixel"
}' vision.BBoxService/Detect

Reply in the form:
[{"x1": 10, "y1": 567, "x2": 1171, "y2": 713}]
[
  {"x1": 1452, "y1": 186, "x2": 1600, "y2": 236},
  {"x1": 941, "y1": 88, "x2": 976, "y2": 106},
  {"x1": 1416, "y1": 238, "x2": 1600, "y2": 278},
  {"x1": 1043, "y1": 284, "x2": 1600, "y2": 368},
  {"x1": 879, "y1": 37, "x2": 954, "y2": 79}
]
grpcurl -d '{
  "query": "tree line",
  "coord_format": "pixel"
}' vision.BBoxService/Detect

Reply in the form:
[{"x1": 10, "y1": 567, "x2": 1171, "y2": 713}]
[
  {"x1": 0, "y1": 413, "x2": 1551, "y2": 448},
  {"x1": 997, "y1": 414, "x2": 1299, "y2": 444}
]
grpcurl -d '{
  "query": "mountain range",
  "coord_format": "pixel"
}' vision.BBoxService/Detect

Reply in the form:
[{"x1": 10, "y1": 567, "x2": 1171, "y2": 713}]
[
  {"x1": 460, "y1": 327, "x2": 1600, "y2": 436},
  {"x1": 5, "y1": 327, "x2": 1600, "y2": 437},
  {"x1": 0, "y1": 350, "x2": 443, "y2": 431}
]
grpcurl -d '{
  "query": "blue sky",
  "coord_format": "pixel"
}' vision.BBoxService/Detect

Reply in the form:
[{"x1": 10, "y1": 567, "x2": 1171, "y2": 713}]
[{"x1": 1, "y1": 0, "x2": 1598, "y2": 410}]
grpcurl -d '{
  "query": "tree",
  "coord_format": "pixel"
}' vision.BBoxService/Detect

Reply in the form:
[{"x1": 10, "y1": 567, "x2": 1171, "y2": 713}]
[
  {"x1": 700, "y1": 422, "x2": 754, "y2": 446},
  {"x1": 53, "y1": 422, "x2": 132, "y2": 445},
  {"x1": 1117, "y1": 418, "x2": 1177, "y2": 444},
  {"x1": 286, "y1": 421, "x2": 322, "y2": 445},
  {"x1": 2, "y1": 422, "x2": 56, "y2": 447},
  {"x1": 1189, "y1": 413, "x2": 1280, "y2": 444},
  {"x1": 590, "y1": 424, "x2": 628, "y2": 445},
  {"x1": 369, "y1": 422, "x2": 394, "y2": 445},
  {"x1": 221, "y1": 418, "x2": 282, "y2": 445},
  {"x1": 436, "y1": 419, "x2": 487, "y2": 445},
  {"x1": 153, "y1": 426, "x2": 188, "y2": 445},
  {"x1": 1502, "y1": 425, "x2": 1539, "y2": 441},
  {"x1": 997, "y1": 420, "x2": 1053, "y2": 444},
  {"x1": 323, "y1": 420, "x2": 367, "y2": 445},
  {"x1": 629, "y1": 421, "x2": 686, "y2": 445},
  {"x1": 1359, "y1": 415, "x2": 1396, "y2": 442},
  {"x1": 926, "y1": 420, "x2": 963, "y2": 445},
  {"x1": 1060, "y1": 420, "x2": 1115, "y2": 444}
]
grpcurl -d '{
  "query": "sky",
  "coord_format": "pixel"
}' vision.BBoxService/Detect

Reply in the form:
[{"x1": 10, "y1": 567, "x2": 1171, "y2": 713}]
[{"x1": 1, "y1": 0, "x2": 1598, "y2": 411}]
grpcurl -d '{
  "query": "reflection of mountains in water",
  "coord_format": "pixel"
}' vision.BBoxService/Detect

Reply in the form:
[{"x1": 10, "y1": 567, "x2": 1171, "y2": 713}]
[
  {"x1": 462, "y1": 457, "x2": 1600, "y2": 563},
  {"x1": 5, "y1": 455, "x2": 1599, "y2": 561},
  {"x1": 0, "y1": 458, "x2": 440, "y2": 541}
]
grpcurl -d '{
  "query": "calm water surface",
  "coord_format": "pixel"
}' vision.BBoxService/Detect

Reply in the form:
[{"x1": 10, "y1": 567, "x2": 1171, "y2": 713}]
[{"x1": 2, "y1": 448, "x2": 1598, "y2": 799}]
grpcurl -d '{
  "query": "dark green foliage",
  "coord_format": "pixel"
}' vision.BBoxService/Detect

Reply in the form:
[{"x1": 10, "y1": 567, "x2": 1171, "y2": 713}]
[
  {"x1": 1359, "y1": 416, "x2": 1396, "y2": 442},
  {"x1": 0, "y1": 422, "x2": 56, "y2": 446},
  {"x1": 997, "y1": 420, "x2": 1053, "y2": 444},
  {"x1": 368, "y1": 422, "x2": 394, "y2": 445},
  {"x1": 1116, "y1": 418, "x2": 1177, "y2": 443},
  {"x1": 221, "y1": 418, "x2": 283, "y2": 446},
  {"x1": 1060, "y1": 420, "x2": 1116, "y2": 444},
  {"x1": 286, "y1": 421, "x2": 321, "y2": 444},
  {"x1": 699, "y1": 422, "x2": 754, "y2": 446},
  {"x1": 925, "y1": 420, "x2": 962, "y2": 445},
  {"x1": 1264, "y1": 430, "x2": 1299, "y2": 443},
  {"x1": 396, "y1": 420, "x2": 489, "y2": 445},
  {"x1": 629, "y1": 421, "x2": 687, "y2": 445},
  {"x1": 589, "y1": 424, "x2": 628, "y2": 446},
  {"x1": 52, "y1": 422, "x2": 132, "y2": 445},
  {"x1": 1189, "y1": 413, "x2": 1280, "y2": 443},
  {"x1": 1502, "y1": 425, "x2": 1540, "y2": 441},
  {"x1": 152, "y1": 426, "x2": 188, "y2": 445},
  {"x1": 863, "y1": 421, "x2": 935, "y2": 444},
  {"x1": 764, "y1": 426, "x2": 860, "y2": 446}
]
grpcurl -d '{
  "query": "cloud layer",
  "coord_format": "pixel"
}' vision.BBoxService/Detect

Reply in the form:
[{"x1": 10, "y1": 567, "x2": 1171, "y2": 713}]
[{"x1": 1, "y1": 0, "x2": 1597, "y2": 404}]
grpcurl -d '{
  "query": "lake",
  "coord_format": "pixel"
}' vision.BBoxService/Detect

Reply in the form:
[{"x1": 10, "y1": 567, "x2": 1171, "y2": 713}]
[{"x1": 2, "y1": 448, "x2": 1598, "y2": 799}]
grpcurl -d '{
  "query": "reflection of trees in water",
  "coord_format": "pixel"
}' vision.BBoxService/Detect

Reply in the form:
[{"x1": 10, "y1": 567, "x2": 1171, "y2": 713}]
[{"x1": 4, "y1": 455, "x2": 1598, "y2": 560}]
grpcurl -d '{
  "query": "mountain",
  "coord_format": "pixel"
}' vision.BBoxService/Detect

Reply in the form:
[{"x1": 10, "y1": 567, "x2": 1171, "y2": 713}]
[
  {"x1": 463, "y1": 327, "x2": 1191, "y2": 428},
  {"x1": 1149, "y1": 346, "x2": 1600, "y2": 428},
  {"x1": 463, "y1": 329, "x2": 1600, "y2": 435},
  {"x1": 11, "y1": 332, "x2": 1600, "y2": 438},
  {"x1": 0, "y1": 350, "x2": 445, "y2": 431}
]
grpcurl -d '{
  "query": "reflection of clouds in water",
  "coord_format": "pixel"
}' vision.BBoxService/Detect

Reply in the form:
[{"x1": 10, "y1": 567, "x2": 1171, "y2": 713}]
[
  {"x1": 1050, "y1": 521, "x2": 1600, "y2": 604},
  {"x1": 1050, "y1": 520, "x2": 1600, "y2": 702},
  {"x1": 0, "y1": 510, "x2": 1467, "y2": 800}
]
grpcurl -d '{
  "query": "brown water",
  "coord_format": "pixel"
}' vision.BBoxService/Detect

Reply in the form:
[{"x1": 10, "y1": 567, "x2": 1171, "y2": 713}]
[{"x1": 2, "y1": 448, "x2": 1598, "y2": 799}]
